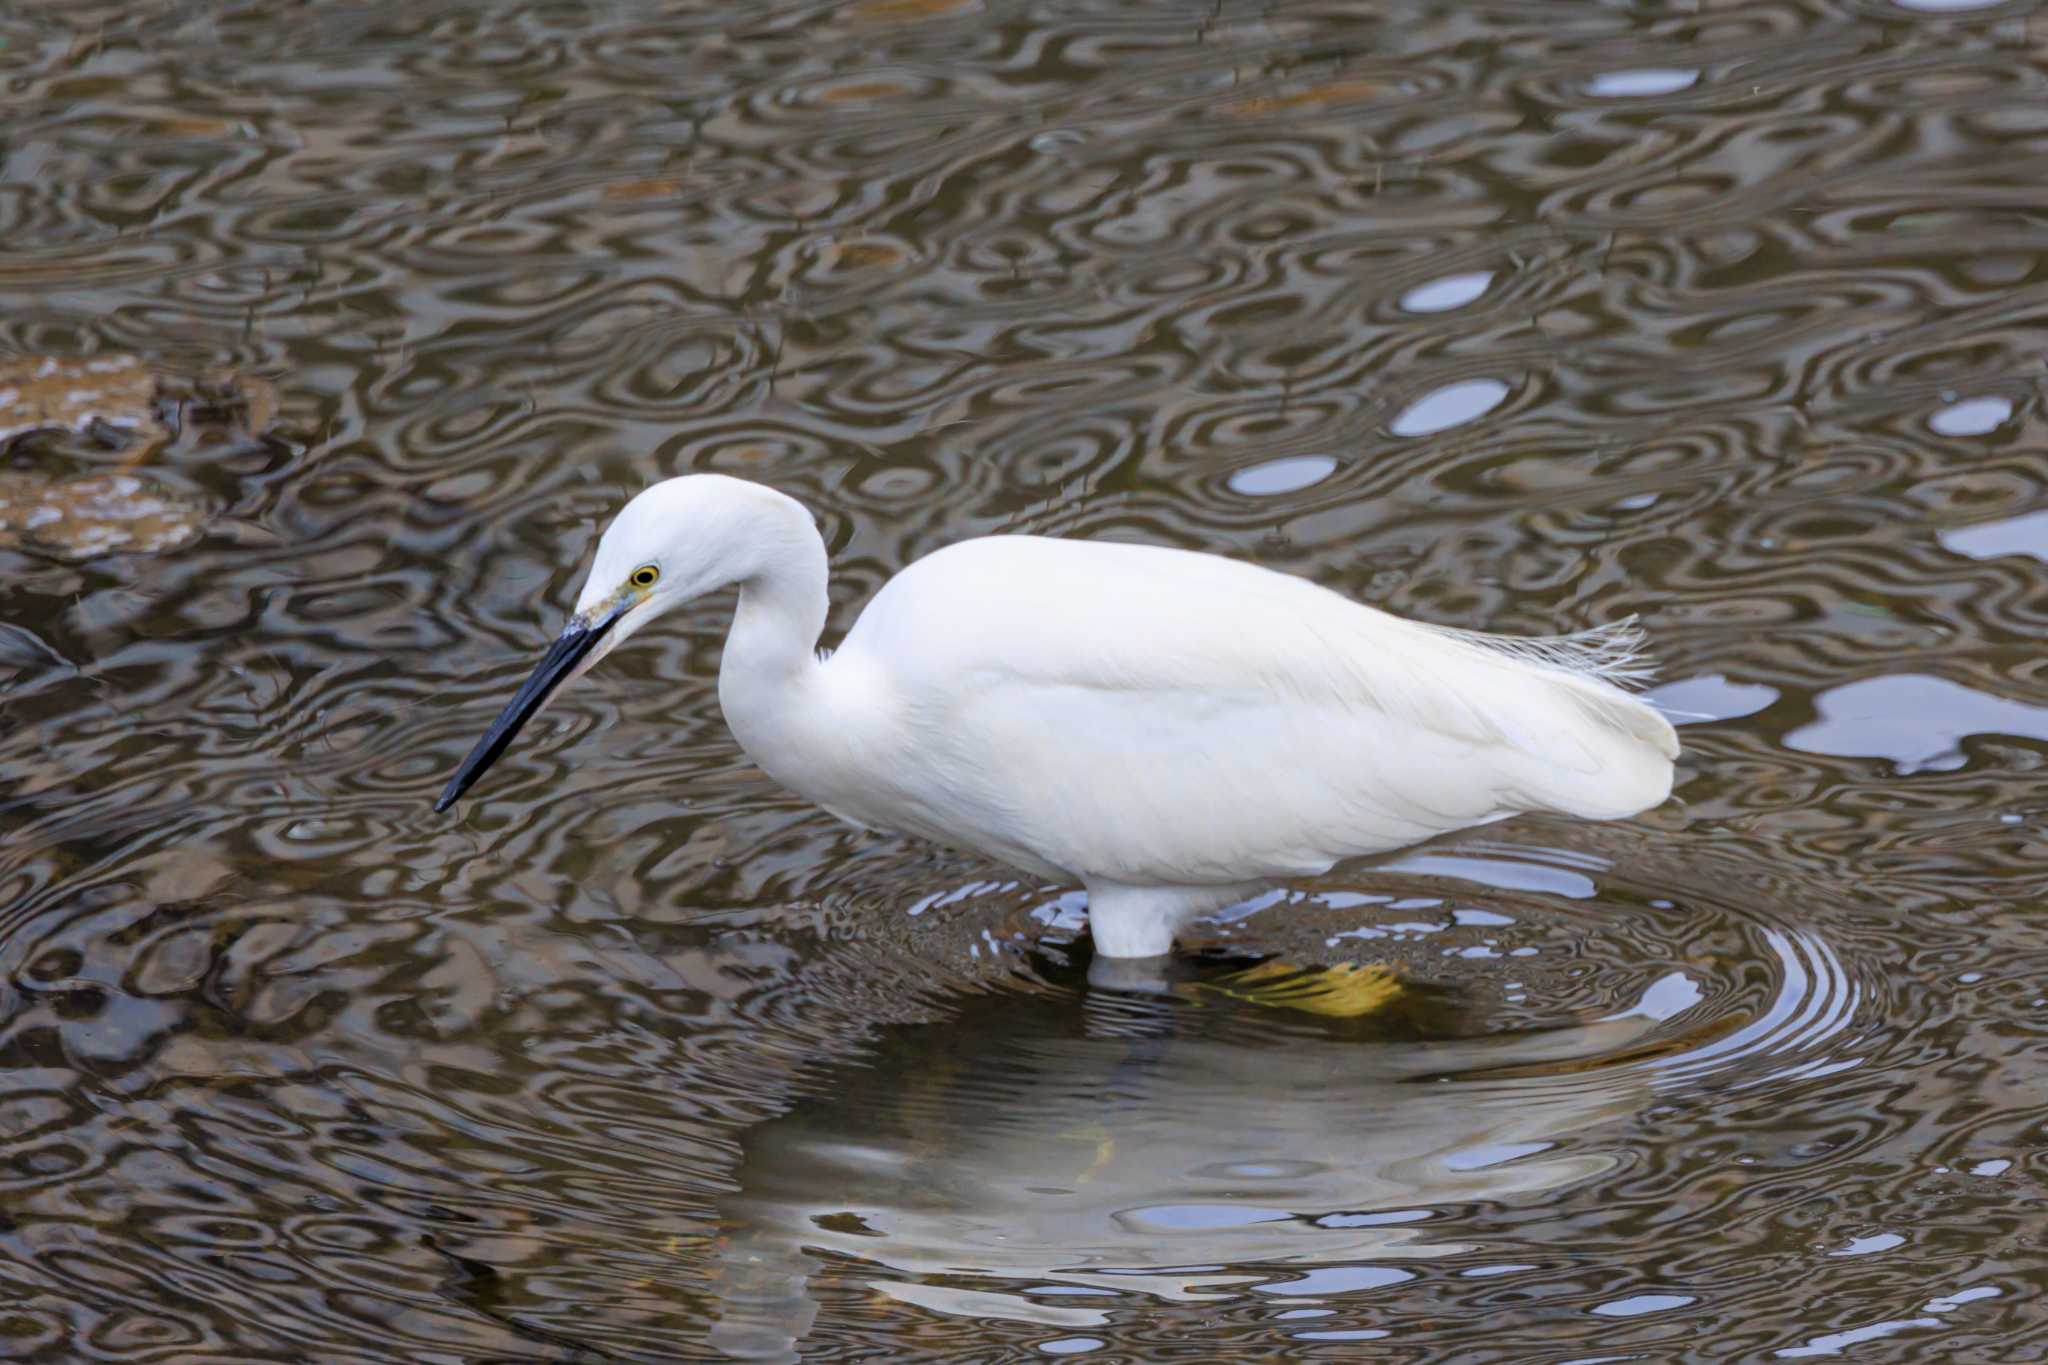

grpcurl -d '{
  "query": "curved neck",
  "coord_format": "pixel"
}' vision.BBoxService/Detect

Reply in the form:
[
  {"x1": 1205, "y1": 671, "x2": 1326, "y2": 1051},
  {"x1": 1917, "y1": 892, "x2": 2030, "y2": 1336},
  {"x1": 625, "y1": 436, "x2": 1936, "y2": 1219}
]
[{"x1": 717, "y1": 494, "x2": 830, "y2": 727}]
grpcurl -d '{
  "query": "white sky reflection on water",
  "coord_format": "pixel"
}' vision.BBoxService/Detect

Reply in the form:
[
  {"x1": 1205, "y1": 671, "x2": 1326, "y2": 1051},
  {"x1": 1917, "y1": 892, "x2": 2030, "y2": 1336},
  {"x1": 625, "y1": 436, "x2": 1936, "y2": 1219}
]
[
  {"x1": 1390, "y1": 378, "x2": 1509, "y2": 436},
  {"x1": 1929, "y1": 395, "x2": 2012, "y2": 435},
  {"x1": 1399, "y1": 271, "x2": 1493, "y2": 313},
  {"x1": 1226, "y1": 454, "x2": 1337, "y2": 496},
  {"x1": 1587, "y1": 69, "x2": 1699, "y2": 97},
  {"x1": 1786, "y1": 674, "x2": 2048, "y2": 773},
  {"x1": 1939, "y1": 508, "x2": 2048, "y2": 562}
]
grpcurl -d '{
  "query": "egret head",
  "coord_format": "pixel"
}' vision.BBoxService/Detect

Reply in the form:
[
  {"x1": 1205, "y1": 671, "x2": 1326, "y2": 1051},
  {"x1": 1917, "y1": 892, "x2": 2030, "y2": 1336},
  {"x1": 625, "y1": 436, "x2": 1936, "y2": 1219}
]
[{"x1": 434, "y1": 474, "x2": 799, "y2": 811}]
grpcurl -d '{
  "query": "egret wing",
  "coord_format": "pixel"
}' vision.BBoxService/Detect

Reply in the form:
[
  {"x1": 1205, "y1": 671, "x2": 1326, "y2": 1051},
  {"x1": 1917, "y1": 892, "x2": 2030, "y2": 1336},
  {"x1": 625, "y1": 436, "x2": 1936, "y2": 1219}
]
[{"x1": 840, "y1": 536, "x2": 1676, "y2": 886}]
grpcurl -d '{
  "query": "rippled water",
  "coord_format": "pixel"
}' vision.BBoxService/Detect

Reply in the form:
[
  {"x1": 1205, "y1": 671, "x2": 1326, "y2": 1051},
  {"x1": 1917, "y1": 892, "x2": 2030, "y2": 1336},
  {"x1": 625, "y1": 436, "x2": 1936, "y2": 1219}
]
[{"x1": 4, "y1": 0, "x2": 2047, "y2": 1358}]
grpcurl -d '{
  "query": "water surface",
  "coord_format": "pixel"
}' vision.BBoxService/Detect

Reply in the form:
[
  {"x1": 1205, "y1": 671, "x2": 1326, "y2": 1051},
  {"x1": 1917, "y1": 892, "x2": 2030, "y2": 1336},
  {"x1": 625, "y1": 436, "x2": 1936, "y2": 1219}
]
[{"x1": 3, "y1": 0, "x2": 2047, "y2": 1359}]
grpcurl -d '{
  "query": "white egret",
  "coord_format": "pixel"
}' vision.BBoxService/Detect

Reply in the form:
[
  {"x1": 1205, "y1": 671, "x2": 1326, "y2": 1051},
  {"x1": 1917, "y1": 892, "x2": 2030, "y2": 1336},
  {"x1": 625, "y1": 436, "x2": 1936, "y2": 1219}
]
[{"x1": 438, "y1": 474, "x2": 1678, "y2": 957}]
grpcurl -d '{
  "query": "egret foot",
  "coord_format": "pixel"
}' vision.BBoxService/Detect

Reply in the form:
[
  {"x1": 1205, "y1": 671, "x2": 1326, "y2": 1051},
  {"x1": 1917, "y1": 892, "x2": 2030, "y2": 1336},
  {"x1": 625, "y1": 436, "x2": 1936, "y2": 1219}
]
[{"x1": 1192, "y1": 960, "x2": 1404, "y2": 1018}]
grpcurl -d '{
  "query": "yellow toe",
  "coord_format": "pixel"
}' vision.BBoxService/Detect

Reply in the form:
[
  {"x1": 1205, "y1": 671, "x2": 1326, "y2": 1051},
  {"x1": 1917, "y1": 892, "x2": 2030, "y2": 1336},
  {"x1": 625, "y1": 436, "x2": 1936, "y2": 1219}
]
[{"x1": 1196, "y1": 960, "x2": 1403, "y2": 1017}]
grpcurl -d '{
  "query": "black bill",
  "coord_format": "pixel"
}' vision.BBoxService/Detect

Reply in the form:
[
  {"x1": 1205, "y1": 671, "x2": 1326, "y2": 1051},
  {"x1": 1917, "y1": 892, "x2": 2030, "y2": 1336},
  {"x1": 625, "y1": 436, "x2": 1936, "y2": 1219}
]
[{"x1": 434, "y1": 606, "x2": 622, "y2": 812}]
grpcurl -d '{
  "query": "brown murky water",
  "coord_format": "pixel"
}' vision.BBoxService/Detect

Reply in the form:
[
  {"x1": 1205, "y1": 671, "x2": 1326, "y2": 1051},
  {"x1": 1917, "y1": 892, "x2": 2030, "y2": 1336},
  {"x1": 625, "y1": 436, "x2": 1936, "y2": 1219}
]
[{"x1": 5, "y1": 0, "x2": 2047, "y2": 1359}]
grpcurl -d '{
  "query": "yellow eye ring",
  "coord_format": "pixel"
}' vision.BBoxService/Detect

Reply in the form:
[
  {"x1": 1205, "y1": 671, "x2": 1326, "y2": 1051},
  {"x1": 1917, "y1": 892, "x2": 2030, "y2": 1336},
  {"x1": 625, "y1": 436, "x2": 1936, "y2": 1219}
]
[{"x1": 630, "y1": 564, "x2": 660, "y2": 589}]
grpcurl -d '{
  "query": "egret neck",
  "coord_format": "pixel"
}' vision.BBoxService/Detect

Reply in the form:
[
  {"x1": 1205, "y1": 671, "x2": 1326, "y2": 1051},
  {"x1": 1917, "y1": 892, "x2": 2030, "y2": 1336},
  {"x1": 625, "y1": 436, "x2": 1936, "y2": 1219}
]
[{"x1": 714, "y1": 489, "x2": 833, "y2": 783}]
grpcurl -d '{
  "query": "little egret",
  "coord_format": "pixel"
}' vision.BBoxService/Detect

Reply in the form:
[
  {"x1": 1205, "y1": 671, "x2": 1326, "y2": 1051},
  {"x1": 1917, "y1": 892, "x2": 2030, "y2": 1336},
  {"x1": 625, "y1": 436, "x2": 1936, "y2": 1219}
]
[{"x1": 437, "y1": 475, "x2": 1678, "y2": 957}]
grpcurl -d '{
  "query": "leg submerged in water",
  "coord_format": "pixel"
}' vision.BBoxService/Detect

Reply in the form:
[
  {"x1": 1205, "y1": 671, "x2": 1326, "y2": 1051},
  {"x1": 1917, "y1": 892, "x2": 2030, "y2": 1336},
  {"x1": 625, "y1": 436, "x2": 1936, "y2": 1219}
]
[{"x1": 1083, "y1": 882, "x2": 1263, "y2": 958}]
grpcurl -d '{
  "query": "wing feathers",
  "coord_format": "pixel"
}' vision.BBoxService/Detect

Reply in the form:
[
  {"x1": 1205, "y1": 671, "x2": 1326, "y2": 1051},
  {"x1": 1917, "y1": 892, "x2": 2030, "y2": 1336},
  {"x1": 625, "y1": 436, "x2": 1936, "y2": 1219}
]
[{"x1": 857, "y1": 536, "x2": 1679, "y2": 855}]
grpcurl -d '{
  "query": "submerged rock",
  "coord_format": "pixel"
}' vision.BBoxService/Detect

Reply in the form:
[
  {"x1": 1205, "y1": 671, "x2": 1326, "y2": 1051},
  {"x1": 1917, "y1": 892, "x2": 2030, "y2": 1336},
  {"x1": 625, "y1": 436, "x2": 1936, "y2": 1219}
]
[
  {"x1": 0, "y1": 472, "x2": 208, "y2": 559},
  {"x1": 0, "y1": 354, "x2": 166, "y2": 452},
  {"x1": 0, "y1": 352, "x2": 281, "y2": 559},
  {"x1": 0, "y1": 352, "x2": 278, "y2": 462}
]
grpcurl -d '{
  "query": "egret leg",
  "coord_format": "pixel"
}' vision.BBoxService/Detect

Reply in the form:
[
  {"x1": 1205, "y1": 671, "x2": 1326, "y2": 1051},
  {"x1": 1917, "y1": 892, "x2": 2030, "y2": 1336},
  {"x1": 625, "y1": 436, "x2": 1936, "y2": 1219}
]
[{"x1": 1084, "y1": 882, "x2": 1263, "y2": 959}]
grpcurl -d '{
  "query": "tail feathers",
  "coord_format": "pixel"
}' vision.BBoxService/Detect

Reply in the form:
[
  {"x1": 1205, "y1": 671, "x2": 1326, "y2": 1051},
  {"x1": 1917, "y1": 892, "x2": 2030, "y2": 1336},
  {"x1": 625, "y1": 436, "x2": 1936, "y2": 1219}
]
[
  {"x1": 1414, "y1": 615, "x2": 1682, "y2": 829},
  {"x1": 1559, "y1": 670, "x2": 1681, "y2": 764},
  {"x1": 1428, "y1": 616, "x2": 1658, "y2": 690}
]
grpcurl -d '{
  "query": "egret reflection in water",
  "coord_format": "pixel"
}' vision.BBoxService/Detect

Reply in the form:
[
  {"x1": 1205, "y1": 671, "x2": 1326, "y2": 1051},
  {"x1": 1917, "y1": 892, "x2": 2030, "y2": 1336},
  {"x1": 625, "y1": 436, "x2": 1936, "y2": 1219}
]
[{"x1": 705, "y1": 923, "x2": 1852, "y2": 1359}]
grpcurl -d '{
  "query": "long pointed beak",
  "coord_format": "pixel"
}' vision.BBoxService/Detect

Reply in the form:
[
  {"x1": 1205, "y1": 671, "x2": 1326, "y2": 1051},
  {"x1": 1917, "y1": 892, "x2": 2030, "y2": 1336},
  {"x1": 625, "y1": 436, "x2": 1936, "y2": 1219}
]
[{"x1": 434, "y1": 603, "x2": 626, "y2": 812}]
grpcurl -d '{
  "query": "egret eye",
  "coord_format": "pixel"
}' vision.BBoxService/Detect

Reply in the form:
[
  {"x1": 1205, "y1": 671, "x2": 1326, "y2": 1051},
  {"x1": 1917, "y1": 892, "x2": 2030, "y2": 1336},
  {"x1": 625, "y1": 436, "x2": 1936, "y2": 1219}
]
[{"x1": 630, "y1": 564, "x2": 660, "y2": 589}]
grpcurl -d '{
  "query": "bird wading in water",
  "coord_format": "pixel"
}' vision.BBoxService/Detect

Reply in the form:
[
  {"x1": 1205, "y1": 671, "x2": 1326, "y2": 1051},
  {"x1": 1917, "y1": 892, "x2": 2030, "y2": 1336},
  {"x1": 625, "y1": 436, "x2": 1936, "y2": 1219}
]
[{"x1": 437, "y1": 475, "x2": 1679, "y2": 958}]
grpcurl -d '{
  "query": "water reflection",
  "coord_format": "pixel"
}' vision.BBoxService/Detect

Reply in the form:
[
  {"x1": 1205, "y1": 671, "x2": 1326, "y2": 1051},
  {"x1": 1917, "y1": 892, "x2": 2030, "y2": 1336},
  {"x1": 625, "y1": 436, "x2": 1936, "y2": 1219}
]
[
  {"x1": 711, "y1": 968, "x2": 1660, "y2": 1358},
  {"x1": 1938, "y1": 508, "x2": 2048, "y2": 562},
  {"x1": 1585, "y1": 69, "x2": 1700, "y2": 98},
  {"x1": 1928, "y1": 395, "x2": 2014, "y2": 437},
  {"x1": 1397, "y1": 271, "x2": 1494, "y2": 315},
  {"x1": 1225, "y1": 454, "x2": 1337, "y2": 497},
  {"x1": 709, "y1": 919, "x2": 1852, "y2": 1359},
  {"x1": 1786, "y1": 674, "x2": 2048, "y2": 773},
  {"x1": 1388, "y1": 378, "x2": 1510, "y2": 437},
  {"x1": 1646, "y1": 674, "x2": 1780, "y2": 726}
]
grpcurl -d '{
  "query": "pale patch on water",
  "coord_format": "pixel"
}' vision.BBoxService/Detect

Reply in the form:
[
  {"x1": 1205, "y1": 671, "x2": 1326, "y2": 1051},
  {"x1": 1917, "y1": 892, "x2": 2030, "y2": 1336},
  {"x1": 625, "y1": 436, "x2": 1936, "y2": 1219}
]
[
  {"x1": 1226, "y1": 454, "x2": 1336, "y2": 496},
  {"x1": 1929, "y1": 395, "x2": 2012, "y2": 436},
  {"x1": 1587, "y1": 69, "x2": 1699, "y2": 97},
  {"x1": 1399, "y1": 271, "x2": 1493, "y2": 313},
  {"x1": 1939, "y1": 509, "x2": 2048, "y2": 562},
  {"x1": 1786, "y1": 674, "x2": 2048, "y2": 773},
  {"x1": 1390, "y1": 378, "x2": 1509, "y2": 436}
]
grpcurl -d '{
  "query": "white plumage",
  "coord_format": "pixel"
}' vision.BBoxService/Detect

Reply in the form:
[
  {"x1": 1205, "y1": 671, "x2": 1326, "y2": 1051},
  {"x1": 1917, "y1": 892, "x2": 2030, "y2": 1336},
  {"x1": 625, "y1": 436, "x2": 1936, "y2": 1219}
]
[{"x1": 439, "y1": 474, "x2": 1679, "y2": 957}]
